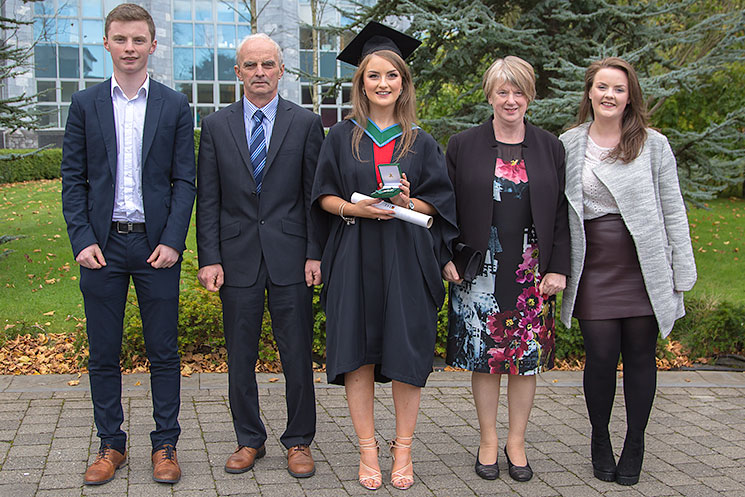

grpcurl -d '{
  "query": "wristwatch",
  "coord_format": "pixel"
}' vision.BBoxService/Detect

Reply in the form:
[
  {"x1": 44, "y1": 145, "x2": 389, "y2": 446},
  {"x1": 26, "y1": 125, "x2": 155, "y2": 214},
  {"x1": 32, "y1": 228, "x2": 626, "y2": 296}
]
[{"x1": 408, "y1": 200, "x2": 415, "y2": 210}]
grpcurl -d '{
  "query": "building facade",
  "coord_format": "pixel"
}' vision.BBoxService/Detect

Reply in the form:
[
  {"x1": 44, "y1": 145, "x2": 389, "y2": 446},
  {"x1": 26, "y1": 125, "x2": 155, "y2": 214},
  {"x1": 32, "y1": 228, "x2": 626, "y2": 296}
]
[{"x1": 1, "y1": 0, "x2": 368, "y2": 148}]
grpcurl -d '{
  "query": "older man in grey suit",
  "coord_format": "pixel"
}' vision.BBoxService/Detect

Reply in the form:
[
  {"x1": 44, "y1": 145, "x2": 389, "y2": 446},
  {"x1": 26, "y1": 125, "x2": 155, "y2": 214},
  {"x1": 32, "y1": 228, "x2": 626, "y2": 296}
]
[{"x1": 196, "y1": 33, "x2": 323, "y2": 478}]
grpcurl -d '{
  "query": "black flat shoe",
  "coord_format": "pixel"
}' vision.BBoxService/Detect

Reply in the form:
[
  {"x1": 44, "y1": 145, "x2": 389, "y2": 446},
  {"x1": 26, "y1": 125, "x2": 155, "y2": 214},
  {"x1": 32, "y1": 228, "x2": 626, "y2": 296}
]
[
  {"x1": 591, "y1": 429, "x2": 616, "y2": 482},
  {"x1": 504, "y1": 446, "x2": 533, "y2": 482},
  {"x1": 616, "y1": 433, "x2": 644, "y2": 486},
  {"x1": 474, "y1": 449, "x2": 499, "y2": 480}
]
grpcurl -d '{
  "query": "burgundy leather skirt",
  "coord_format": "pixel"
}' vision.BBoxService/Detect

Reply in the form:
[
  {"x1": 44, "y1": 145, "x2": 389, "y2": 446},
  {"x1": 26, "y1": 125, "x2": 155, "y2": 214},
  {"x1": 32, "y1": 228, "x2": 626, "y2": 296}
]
[{"x1": 574, "y1": 214, "x2": 654, "y2": 320}]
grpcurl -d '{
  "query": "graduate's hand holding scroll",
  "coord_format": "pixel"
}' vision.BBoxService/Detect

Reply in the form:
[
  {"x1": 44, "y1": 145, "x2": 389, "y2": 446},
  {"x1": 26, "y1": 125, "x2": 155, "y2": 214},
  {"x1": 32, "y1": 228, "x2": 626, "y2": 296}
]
[{"x1": 354, "y1": 197, "x2": 395, "y2": 220}]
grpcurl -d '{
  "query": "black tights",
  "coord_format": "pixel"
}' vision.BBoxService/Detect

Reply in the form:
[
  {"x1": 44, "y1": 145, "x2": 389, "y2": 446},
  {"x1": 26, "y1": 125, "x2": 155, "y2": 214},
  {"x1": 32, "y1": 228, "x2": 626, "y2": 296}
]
[{"x1": 580, "y1": 316, "x2": 658, "y2": 437}]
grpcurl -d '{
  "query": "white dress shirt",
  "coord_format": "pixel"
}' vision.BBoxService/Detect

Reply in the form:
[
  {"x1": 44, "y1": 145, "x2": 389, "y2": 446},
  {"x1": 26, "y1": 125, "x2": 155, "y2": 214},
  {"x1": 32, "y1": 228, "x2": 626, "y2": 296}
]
[{"x1": 111, "y1": 74, "x2": 149, "y2": 223}]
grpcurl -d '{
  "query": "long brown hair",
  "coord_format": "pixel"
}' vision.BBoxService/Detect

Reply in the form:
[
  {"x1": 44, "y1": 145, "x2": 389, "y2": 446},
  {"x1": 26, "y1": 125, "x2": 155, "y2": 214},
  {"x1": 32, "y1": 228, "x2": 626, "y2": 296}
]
[
  {"x1": 575, "y1": 57, "x2": 648, "y2": 163},
  {"x1": 346, "y1": 50, "x2": 418, "y2": 161}
]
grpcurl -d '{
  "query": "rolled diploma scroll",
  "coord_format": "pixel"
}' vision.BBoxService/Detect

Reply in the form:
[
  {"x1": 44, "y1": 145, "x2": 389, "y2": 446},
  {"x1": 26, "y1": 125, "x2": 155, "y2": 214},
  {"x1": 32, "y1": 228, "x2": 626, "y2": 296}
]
[{"x1": 350, "y1": 192, "x2": 433, "y2": 229}]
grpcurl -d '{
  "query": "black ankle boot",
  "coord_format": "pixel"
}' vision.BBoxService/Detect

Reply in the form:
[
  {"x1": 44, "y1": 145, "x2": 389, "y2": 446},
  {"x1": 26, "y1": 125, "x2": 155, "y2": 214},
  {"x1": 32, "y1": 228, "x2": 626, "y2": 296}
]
[
  {"x1": 591, "y1": 429, "x2": 616, "y2": 482},
  {"x1": 616, "y1": 432, "x2": 644, "y2": 486}
]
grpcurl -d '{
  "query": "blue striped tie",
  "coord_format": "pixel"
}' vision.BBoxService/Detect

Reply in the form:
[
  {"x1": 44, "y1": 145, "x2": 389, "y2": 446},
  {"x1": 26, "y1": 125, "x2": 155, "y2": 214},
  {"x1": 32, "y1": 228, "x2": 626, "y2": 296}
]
[{"x1": 249, "y1": 110, "x2": 266, "y2": 193}]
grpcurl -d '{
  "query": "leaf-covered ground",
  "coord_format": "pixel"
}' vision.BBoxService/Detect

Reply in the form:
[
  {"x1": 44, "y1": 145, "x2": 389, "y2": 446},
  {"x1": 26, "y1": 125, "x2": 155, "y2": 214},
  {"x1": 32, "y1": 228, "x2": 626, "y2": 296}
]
[{"x1": 2, "y1": 180, "x2": 743, "y2": 374}]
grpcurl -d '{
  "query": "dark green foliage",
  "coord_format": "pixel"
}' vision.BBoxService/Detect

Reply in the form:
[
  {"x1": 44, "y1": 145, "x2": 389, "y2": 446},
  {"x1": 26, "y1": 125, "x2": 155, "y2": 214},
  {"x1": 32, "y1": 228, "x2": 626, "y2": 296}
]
[
  {"x1": 176, "y1": 260, "x2": 225, "y2": 353},
  {"x1": 554, "y1": 317, "x2": 585, "y2": 362},
  {"x1": 1, "y1": 130, "x2": 201, "y2": 184},
  {"x1": 311, "y1": 289, "x2": 327, "y2": 360},
  {"x1": 671, "y1": 297, "x2": 745, "y2": 359},
  {"x1": 1, "y1": 0, "x2": 46, "y2": 133},
  {"x1": 0, "y1": 148, "x2": 62, "y2": 183},
  {"x1": 343, "y1": 0, "x2": 745, "y2": 200},
  {"x1": 435, "y1": 288, "x2": 450, "y2": 357}
]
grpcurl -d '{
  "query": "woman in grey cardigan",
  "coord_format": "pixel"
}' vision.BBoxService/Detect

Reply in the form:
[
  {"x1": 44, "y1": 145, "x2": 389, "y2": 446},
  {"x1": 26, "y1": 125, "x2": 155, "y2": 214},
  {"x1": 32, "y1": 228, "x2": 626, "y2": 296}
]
[{"x1": 559, "y1": 58, "x2": 696, "y2": 486}]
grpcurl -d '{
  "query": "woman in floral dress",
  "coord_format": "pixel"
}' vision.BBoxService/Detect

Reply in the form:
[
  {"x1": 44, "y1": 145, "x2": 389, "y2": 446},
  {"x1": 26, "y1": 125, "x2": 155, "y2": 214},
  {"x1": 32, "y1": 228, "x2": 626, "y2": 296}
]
[{"x1": 442, "y1": 56, "x2": 570, "y2": 482}]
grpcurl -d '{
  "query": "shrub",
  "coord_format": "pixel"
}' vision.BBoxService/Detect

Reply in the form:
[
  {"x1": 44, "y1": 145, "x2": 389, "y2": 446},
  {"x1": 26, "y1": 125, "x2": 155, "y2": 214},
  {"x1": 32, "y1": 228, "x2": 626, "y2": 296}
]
[
  {"x1": 0, "y1": 149, "x2": 63, "y2": 183},
  {"x1": 1, "y1": 129, "x2": 202, "y2": 185},
  {"x1": 671, "y1": 296, "x2": 745, "y2": 360}
]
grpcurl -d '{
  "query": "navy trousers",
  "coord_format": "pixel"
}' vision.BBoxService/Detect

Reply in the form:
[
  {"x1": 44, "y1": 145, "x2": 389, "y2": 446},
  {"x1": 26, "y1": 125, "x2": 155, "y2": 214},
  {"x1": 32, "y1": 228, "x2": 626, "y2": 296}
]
[
  {"x1": 80, "y1": 230, "x2": 181, "y2": 451},
  {"x1": 220, "y1": 260, "x2": 316, "y2": 449}
]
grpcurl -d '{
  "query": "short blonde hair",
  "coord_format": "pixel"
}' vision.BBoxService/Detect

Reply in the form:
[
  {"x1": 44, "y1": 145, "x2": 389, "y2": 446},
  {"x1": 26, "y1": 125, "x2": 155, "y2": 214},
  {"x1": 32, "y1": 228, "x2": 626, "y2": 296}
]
[{"x1": 482, "y1": 56, "x2": 536, "y2": 103}]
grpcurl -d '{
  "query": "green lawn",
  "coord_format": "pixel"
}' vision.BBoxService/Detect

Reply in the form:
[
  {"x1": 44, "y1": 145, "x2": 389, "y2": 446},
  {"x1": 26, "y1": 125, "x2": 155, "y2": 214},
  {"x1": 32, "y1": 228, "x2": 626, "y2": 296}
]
[
  {"x1": 687, "y1": 197, "x2": 745, "y2": 304},
  {"x1": 1, "y1": 179, "x2": 743, "y2": 337},
  {"x1": 0, "y1": 179, "x2": 198, "y2": 337}
]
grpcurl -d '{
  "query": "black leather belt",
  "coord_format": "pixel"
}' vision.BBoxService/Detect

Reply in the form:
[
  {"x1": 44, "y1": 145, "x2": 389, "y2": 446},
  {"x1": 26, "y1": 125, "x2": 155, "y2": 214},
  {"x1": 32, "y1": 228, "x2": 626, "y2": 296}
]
[{"x1": 112, "y1": 221, "x2": 146, "y2": 234}]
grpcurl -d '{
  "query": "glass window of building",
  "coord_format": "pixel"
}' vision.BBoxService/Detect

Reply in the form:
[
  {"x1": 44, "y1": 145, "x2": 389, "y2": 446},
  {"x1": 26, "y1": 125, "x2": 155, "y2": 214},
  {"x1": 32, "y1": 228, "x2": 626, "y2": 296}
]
[
  {"x1": 298, "y1": 24, "x2": 353, "y2": 128},
  {"x1": 173, "y1": 0, "x2": 250, "y2": 126},
  {"x1": 33, "y1": 0, "x2": 108, "y2": 128}
]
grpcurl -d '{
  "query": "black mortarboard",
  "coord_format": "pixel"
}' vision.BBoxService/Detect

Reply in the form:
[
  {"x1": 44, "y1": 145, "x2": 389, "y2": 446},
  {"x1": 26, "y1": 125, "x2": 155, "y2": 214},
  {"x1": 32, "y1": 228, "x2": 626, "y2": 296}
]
[{"x1": 337, "y1": 21, "x2": 421, "y2": 67}]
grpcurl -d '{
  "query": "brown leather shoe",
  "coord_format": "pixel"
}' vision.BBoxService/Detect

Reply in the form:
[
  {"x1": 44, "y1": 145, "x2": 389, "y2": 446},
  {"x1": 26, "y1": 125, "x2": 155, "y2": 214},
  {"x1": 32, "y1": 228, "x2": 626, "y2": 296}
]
[
  {"x1": 224, "y1": 445, "x2": 266, "y2": 474},
  {"x1": 84, "y1": 445, "x2": 126, "y2": 485},
  {"x1": 287, "y1": 444, "x2": 315, "y2": 478},
  {"x1": 152, "y1": 444, "x2": 181, "y2": 484}
]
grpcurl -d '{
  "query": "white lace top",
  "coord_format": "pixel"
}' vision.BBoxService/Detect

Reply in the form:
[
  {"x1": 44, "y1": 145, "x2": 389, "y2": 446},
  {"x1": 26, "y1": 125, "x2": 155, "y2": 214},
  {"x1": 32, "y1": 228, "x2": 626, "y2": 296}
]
[{"x1": 583, "y1": 136, "x2": 621, "y2": 220}]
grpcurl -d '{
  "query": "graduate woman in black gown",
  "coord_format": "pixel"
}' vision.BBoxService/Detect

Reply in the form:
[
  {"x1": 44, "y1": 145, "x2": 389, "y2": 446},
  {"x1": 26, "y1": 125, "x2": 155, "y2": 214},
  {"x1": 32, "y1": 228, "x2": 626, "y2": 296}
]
[{"x1": 311, "y1": 22, "x2": 457, "y2": 491}]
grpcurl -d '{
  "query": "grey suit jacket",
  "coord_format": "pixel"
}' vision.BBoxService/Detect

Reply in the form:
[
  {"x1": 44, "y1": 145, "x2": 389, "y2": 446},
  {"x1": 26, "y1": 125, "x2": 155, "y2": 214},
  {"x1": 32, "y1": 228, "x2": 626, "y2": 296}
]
[
  {"x1": 559, "y1": 123, "x2": 696, "y2": 337},
  {"x1": 196, "y1": 96, "x2": 324, "y2": 287}
]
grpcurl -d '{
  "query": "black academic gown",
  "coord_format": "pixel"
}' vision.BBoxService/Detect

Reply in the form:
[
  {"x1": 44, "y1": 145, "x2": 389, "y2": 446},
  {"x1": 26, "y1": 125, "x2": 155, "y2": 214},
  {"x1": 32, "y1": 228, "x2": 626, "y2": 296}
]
[{"x1": 311, "y1": 120, "x2": 458, "y2": 386}]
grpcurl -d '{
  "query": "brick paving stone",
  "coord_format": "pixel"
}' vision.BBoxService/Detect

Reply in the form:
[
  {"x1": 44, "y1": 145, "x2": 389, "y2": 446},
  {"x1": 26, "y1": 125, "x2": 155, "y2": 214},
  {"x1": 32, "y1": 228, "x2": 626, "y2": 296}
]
[
  {"x1": 654, "y1": 470, "x2": 701, "y2": 487},
  {"x1": 8, "y1": 445, "x2": 49, "y2": 459},
  {"x1": 0, "y1": 483, "x2": 38, "y2": 497},
  {"x1": 2, "y1": 456, "x2": 47, "y2": 471},
  {"x1": 600, "y1": 490, "x2": 644, "y2": 497},
  {"x1": 36, "y1": 490, "x2": 83, "y2": 497},
  {"x1": 695, "y1": 475, "x2": 744, "y2": 492},
  {"x1": 81, "y1": 478, "x2": 129, "y2": 495},
  {"x1": 538, "y1": 470, "x2": 585, "y2": 487},
  {"x1": 556, "y1": 485, "x2": 604, "y2": 496},
  {"x1": 628, "y1": 480, "x2": 678, "y2": 496},
  {"x1": 126, "y1": 483, "x2": 173, "y2": 496},
  {"x1": 0, "y1": 469, "x2": 43, "y2": 484},
  {"x1": 38, "y1": 473, "x2": 86, "y2": 490},
  {"x1": 172, "y1": 490, "x2": 218, "y2": 497},
  {"x1": 670, "y1": 484, "x2": 724, "y2": 497},
  {"x1": 1, "y1": 371, "x2": 744, "y2": 496},
  {"x1": 674, "y1": 462, "x2": 723, "y2": 478}
]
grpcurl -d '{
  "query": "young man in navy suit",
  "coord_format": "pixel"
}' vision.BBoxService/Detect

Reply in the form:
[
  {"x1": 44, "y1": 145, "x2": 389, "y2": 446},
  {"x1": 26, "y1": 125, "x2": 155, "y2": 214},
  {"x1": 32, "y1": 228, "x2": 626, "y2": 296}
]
[
  {"x1": 196, "y1": 34, "x2": 323, "y2": 478},
  {"x1": 61, "y1": 3, "x2": 196, "y2": 486}
]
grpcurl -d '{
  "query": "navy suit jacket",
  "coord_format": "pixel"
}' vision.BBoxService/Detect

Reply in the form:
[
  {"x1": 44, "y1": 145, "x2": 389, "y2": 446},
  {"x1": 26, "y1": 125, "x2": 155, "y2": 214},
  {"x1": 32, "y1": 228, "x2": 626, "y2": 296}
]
[
  {"x1": 196, "y1": 96, "x2": 324, "y2": 287},
  {"x1": 61, "y1": 79, "x2": 196, "y2": 258}
]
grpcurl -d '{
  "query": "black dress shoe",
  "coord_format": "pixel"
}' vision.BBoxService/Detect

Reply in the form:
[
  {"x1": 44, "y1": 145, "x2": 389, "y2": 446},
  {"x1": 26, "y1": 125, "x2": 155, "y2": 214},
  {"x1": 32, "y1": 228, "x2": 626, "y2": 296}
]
[
  {"x1": 474, "y1": 449, "x2": 499, "y2": 480},
  {"x1": 504, "y1": 446, "x2": 533, "y2": 482},
  {"x1": 591, "y1": 429, "x2": 616, "y2": 482},
  {"x1": 616, "y1": 433, "x2": 644, "y2": 486}
]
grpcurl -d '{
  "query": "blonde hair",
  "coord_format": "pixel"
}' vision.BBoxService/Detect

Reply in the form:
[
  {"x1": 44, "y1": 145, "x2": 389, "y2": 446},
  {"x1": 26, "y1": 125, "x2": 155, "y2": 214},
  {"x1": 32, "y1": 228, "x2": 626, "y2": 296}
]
[
  {"x1": 346, "y1": 50, "x2": 418, "y2": 161},
  {"x1": 482, "y1": 56, "x2": 536, "y2": 104},
  {"x1": 575, "y1": 57, "x2": 648, "y2": 163}
]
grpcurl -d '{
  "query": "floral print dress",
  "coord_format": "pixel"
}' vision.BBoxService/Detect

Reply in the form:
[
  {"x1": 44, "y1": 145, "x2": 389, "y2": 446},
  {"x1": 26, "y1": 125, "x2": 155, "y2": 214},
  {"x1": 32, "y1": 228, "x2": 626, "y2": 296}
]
[{"x1": 446, "y1": 142, "x2": 556, "y2": 375}]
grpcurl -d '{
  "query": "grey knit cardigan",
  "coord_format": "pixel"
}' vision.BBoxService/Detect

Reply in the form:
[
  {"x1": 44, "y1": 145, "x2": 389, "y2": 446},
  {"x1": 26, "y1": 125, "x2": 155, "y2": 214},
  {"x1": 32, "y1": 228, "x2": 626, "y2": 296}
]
[{"x1": 559, "y1": 123, "x2": 697, "y2": 337}]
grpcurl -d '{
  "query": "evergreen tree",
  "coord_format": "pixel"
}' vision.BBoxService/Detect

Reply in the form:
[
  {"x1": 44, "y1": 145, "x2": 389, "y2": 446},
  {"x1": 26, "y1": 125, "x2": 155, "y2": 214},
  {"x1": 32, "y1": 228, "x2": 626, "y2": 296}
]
[
  {"x1": 1, "y1": 0, "x2": 45, "y2": 142},
  {"x1": 345, "y1": 0, "x2": 745, "y2": 200}
]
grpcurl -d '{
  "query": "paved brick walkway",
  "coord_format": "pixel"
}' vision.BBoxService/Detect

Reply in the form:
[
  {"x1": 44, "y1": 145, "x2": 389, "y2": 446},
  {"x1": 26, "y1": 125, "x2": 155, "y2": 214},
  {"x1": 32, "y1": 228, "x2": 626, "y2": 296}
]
[{"x1": 0, "y1": 370, "x2": 743, "y2": 496}]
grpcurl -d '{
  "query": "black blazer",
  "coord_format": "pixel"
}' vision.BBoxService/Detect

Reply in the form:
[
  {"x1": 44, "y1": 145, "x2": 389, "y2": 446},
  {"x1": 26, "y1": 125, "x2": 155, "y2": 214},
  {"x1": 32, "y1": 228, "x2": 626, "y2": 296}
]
[
  {"x1": 61, "y1": 79, "x2": 196, "y2": 257},
  {"x1": 446, "y1": 118, "x2": 570, "y2": 276},
  {"x1": 196, "y1": 96, "x2": 324, "y2": 287}
]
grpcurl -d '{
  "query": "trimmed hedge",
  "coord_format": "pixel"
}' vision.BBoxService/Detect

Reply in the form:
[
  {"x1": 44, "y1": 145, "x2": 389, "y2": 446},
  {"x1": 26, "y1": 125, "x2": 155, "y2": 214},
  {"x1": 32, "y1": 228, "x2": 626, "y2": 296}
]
[
  {"x1": 1, "y1": 129, "x2": 202, "y2": 185},
  {"x1": 65, "y1": 262, "x2": 745, "y2": 369},
  {"x1": 0, "y1": 149, "x2": 63, "y2": 183}
]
